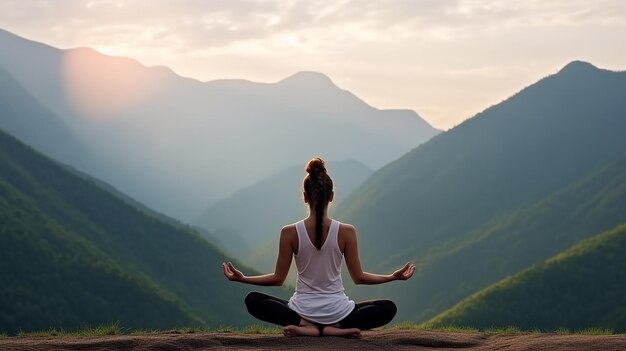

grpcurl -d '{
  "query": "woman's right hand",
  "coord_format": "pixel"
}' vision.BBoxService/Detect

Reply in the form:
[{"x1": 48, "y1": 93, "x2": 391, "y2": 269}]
[
  {"x1": 392, "y1": 262, "x2": 416, "y2": 281},
  {"x1": 222, "y1": 262, "x2": 244, "y2": 282}
]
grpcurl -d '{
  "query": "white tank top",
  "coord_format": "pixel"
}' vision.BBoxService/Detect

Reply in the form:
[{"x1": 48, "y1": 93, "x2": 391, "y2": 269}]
[{"x1": 287, "y1": 219, "x2": 355, "y2": 324}]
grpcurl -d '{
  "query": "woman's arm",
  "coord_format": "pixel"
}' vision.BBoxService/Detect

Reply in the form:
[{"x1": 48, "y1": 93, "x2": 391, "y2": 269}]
[
  {"x1": 222, "y1": 226, "x2": 294, "y2": 286},
  {"x1": 342, "y1": 224, "x2": 415, "y2": 285}
]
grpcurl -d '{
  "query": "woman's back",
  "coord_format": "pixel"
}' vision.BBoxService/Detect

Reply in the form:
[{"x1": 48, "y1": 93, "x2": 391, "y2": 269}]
[
  {"x1": 288, "y1": 218, "x2": 355, "y2": 324},
  {"x1": 293, "y1": 218, "x2": 344, "y2": 293}
]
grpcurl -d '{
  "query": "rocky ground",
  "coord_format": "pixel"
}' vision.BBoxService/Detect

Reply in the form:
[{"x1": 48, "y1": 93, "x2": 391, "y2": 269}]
[{"x1": 2, "y1": 329, "x2": 626, "y2": 351}]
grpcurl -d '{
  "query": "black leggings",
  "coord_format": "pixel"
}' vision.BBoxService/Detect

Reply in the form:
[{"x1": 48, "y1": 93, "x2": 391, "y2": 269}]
[{"x1": 244, "y1": 291, "x2": 397, "y2": 330}]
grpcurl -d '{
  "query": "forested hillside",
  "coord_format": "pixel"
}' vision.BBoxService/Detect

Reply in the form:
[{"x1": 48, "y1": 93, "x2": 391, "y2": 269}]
[
  {"x1": 354, "y1": 151, "x2": 626, "y2": 322},
  {"x1": 428, "y1": 222, "x2": 626, "y2": 331},
  {"x1": 0, "y1": 129, "x2": 275, "y2": 334}
]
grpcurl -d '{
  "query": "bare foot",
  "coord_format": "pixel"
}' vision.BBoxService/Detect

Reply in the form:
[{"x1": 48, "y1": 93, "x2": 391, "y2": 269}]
[
  {"x1": 322, "y1": 324, "x2": 362, "y2": 339},
  {"x1": 283, "y1": 319, "x2": 320, "y2": 337}
]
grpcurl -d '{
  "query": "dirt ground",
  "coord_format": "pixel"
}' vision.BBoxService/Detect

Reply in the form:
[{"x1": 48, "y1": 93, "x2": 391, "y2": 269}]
[{"x1": 2, "y1": 329, "x2": 626, "y2": 351}]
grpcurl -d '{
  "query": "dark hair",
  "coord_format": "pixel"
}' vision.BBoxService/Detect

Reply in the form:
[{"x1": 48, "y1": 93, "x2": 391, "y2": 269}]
[{"x1": 303, "y1": 157, "x2": 333, "y2": 250}]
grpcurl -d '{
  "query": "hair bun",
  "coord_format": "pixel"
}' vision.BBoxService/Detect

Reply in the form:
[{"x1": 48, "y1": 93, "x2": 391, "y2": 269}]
[{"x1": 306, "y1": 157, "x2": 327, "y2": 177}]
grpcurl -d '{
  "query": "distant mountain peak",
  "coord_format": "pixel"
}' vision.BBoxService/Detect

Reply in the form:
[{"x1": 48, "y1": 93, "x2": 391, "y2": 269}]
[
  {"x1": 277, "y1": 71, "x2": 336, "y2": 87},
  {"x1": 558, "y1": 60, "x2": 598, "y2": 75},
  {"x1": 65, "y1": 46, "x2": 178, "y2": 78}
]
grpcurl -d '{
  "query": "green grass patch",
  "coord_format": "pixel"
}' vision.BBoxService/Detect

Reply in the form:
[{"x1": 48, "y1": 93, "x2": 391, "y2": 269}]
[
  {"x1": 392, "y1": 321, "x2": 422, "y2": 330},
  {"x1": 553, "y1": 327, "x2": 614, "y2": 335},
  {"x1": 554, "y1": 327, "x2": 571, "y2": 335},
  {"x1": 77, "y1": 322, "x2": 121, "y2": 337},
  {"x1": 15, "y1": 321, "x2": 121, "y2": 338},
  {"x1": 434, "y1": 325, "x2": 480, "y2": 333},
  {"x1": 240, "y1": 323, "x2": 282, "y2": 334},
  {"x1": 129, "y1": 324, "x2": 281, "y2": 335},
  {"x1": 212, "y1": 325, "x2": 237, "y2": 333},
  {"x1": 395, "y1": 323, "x2": 616, "y2": 335},
  {"x1": 393, "y1": 321, "x2": 479, "y2": 333},
  {"x1": 482, "y1": 326, "x2": 523, "y2": 334},
  {"x1": 179, "y1": 326, "x2": 213, "y2": 334},
  {"x1": 8, "y1": 322, "x2": 617, "y2": 338},
  {"x1": 17, "y1": 328, "x2": 66, "y2": 338},
  {"x1": 573, "y1": 327, "x2": 614, "y2": 335},
  {"x1": 130, "y1": 326, "x2": 213, "y2": 335}
]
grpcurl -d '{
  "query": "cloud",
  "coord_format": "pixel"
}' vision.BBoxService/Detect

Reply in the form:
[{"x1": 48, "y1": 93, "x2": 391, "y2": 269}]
[
  {"x1": 1, "y1": 0, "x2": 625, "y2": 128},
  {"x1": 2, "y1": 0, "x2": 624, "y2": 52}
]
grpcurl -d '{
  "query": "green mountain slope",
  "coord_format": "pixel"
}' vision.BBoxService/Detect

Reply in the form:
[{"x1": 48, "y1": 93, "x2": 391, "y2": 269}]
[
  {"x1": 338, "y1": 61, "x2": 626, "y2": 321},
  {"x1": 366, "y1": 151, "x2": 626, "y2": 321},
  {"x1": 428, "y1": 222, "x2": 626, "y2": 331},
  {"x1": 0, "y1": 129, "x2": 272, "y2": 334},
  {"x1": 0, "y1": 187, "x2": 197, "y2": 332}
]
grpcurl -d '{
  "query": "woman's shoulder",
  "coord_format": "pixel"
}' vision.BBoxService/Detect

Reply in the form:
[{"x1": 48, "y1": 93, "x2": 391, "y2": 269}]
[
  {"x1": 337, "y1": 221, "x2": 357, "y2": 235},
  {"x1": 336, "y1": 221, "x2": 357, "y2": 252},
  {"x1": 280, "y1": 223, "x2": 297, "y2": 235},
  {"x1": 279, "y1": 224, "x2": 299, "y2": 251}
]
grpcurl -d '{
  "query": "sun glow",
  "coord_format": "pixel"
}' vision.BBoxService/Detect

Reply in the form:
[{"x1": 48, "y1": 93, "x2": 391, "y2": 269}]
[{"x1": 62, "y1": 48, "x2": 167, "y2": 120}]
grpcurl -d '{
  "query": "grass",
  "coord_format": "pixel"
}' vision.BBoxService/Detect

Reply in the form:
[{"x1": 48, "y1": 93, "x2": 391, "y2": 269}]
[
  {"x1": 129, "y1": 324, "x2": 281, "y2": 336},
  {"x1": 240, "y1": 323, "x2": 282, "y2": 334},
  {"x1": 553, "y1": 327, "x2": 615, "y2": 335},
  {"x1": 555, "y1": 327, "x2": 571, "y2": 335},
  {"x1": 391, "y1": 321, "x2": 616, "y2": 335},
  {"x1": 482, "y1": 326, "x2": 523, "y2": 335},
  {"x1": 16, "y1": 321, "x2": 121, "y2": 338},
  {"x1": 5, "y1": 322, "x2": 617, "y2": 338},
  {"x1": 130, "y1": 326, "x2": 213, "y2": 335},
  {"x1": 395, "y1": 321, "x2": 479, "y2": 333},
  {"x1": 573, "y1": 327, "x2": 614, "y2": 335}
]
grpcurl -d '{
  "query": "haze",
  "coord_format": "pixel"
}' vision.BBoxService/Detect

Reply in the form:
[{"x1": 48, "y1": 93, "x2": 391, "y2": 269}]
[{"x1": 2, "y1": 0, "x2": 625, "y2": 129}]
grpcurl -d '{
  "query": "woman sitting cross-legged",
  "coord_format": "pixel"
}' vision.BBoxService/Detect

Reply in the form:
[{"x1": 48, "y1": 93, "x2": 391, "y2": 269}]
[{"x1": 222, "y1": 157, "x2": 415, "y2": 338}]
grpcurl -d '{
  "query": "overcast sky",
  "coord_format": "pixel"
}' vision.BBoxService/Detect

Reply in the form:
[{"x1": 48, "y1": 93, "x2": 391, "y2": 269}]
[{"x1": 1, "y1": 0, "x2": 625, "y2": 129}]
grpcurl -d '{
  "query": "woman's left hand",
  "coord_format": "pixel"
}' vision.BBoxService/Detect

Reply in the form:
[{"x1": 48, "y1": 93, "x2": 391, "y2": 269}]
[
  {"x1": 222, "y1": 262, "x2": 244, "y2": 282},
  {"x1": 392, "y1": 262, "x2": 416, "y2": 281}
]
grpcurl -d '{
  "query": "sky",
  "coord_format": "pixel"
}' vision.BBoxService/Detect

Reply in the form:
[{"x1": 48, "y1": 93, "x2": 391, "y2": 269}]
[{"x1": 1, "y1": 0, "x2": 625, "y2": 130}]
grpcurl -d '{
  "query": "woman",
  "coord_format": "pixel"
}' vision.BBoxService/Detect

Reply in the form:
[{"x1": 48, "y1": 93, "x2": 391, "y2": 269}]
[{"x1": 222, "y1": 157, "x2": 415, "y2": 338}]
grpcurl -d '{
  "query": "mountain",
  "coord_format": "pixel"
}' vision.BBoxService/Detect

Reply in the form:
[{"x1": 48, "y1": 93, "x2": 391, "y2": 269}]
[
  {"x1": 0, "y1": 28, "x2": 439, "y2": 222},
  {"x1": 197, "y1": 159, "x2": 373, "y2": 267},
  {"x1": 427, "y1": 222, "x2": 626, "y2": 332},
  {"x1": 365, "y1": 150, "x2": 626, "y2": 323},
  {"x1": 0, "y1": 65, "x2": 93, "y2": 171},
  {"x1": 0, "y1": 127, "x2": 283, "y2": 334},
  {"x1": 337, "y1": 61, "x2": 626, "y2": 321}
]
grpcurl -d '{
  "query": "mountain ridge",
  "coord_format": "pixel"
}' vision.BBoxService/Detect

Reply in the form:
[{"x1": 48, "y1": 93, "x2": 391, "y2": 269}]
[
  {"x1": 0, "y1": 28, "x2": 439, "y2": 221},
  {"x1": 338, "y1": 60, "x2": 626, "y2": 322},
  {"x1": 278, "y1": 71, "x2": 336, "y2": 87},
  {"x1": 557, "y1": 60, "x2": 599, "y2": 75}
]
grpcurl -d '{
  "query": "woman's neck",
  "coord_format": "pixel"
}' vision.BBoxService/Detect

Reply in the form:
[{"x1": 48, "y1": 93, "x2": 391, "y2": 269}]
[{"x1": 306, "y1": 207, "x2": 329, "y2": 221}]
